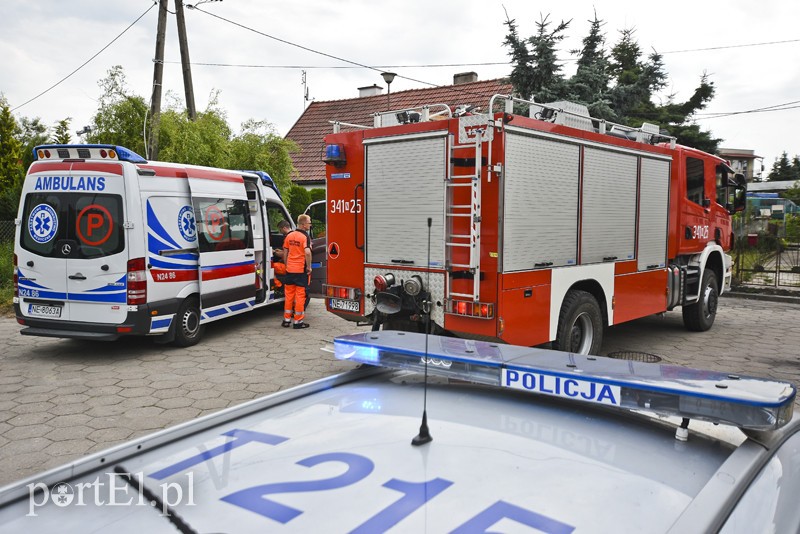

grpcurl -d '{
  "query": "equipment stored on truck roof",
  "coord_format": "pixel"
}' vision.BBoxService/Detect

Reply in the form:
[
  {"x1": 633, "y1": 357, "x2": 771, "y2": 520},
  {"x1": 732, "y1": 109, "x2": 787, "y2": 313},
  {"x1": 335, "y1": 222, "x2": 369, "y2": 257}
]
[{"x1": 322, "y1": 96, "x2": 747, "y2": 354}]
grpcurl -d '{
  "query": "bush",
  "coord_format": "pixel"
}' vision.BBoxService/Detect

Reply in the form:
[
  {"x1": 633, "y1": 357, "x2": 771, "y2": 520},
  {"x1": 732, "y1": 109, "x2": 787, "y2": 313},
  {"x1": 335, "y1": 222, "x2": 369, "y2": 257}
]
[
  {"x1": 286, "y1": 185, "x2": 311, "y2": 222},
  {"x1": 0, "y1": 240, "x2": 14, "y2": 310}
]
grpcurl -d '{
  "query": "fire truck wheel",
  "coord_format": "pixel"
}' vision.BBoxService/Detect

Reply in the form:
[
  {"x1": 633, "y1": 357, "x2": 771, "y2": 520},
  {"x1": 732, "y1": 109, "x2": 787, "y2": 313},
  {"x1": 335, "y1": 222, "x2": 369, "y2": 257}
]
[
  {"x1": 173, "y1": 297, "x2": 204, "y2": 347},
  {"x1": 682, "y1": 270, "x2": 718, "y2": 332},
  {"x1": 555, "y1": 290, "x2": 603, "y2": 356}
]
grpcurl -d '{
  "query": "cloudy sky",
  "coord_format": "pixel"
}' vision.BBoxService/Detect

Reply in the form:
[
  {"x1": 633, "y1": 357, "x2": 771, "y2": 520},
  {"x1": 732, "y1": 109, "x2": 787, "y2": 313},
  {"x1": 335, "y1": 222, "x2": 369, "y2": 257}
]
[{"x1": 2, "y1": 0, "x2": 799, "y2": 174}]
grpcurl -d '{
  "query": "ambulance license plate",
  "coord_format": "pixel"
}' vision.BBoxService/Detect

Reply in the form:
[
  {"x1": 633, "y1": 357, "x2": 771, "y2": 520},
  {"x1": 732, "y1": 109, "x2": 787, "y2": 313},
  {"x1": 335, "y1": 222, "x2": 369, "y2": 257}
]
[
  {"x1": 28, "y1": 304, "x2": 62, "y2": 318},
  {"x1": 329, "y1": 298, "x2": 359, "y2": 313}
]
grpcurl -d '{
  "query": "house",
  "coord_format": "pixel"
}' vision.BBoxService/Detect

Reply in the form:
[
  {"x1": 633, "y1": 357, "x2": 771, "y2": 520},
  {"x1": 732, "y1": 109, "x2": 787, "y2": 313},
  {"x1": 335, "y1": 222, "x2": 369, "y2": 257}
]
[
  {"x1": 285, "y1": 73, "x2": 513, "y2": 189},
  {"x1": 717, "y1": 148, "x2": 764, "y2": 182}
]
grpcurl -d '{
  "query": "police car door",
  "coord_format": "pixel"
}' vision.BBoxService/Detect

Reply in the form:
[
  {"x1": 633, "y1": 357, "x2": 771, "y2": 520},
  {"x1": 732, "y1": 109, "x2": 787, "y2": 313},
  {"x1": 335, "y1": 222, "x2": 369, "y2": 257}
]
[{"x1": 188, "y1": 176, "x2": 256, "y2": 314}]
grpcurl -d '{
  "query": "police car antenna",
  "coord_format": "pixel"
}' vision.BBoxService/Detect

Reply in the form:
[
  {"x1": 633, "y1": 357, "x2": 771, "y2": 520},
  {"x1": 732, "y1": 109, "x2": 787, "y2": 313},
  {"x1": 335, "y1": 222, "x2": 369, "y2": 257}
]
[{"x1": 412, "y1": 217, "x2": 433, "y2": 446}]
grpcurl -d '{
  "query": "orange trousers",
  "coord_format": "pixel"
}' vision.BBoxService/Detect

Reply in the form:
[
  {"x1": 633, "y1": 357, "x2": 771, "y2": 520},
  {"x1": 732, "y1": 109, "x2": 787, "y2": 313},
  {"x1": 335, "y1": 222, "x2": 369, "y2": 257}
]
[{"x1": 283, "y1": 282, "x2": 307, "y2": 323}]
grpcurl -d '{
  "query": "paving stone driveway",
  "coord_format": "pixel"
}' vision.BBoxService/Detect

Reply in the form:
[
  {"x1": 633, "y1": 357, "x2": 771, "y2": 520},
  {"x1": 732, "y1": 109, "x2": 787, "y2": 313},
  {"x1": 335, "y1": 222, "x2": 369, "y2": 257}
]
[{"x1": 1, "y1": 296, "x2": 799, "y2": 487}]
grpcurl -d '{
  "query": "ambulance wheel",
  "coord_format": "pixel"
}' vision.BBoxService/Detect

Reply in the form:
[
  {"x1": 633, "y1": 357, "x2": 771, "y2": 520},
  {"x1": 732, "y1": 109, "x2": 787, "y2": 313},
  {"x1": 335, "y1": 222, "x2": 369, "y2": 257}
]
[
  {"x1": 555, "y1": 290, "x2": 603, "y2": 355},
  {"x1": 682, "y1": 270, "x2": 718, "y2": 332},
  {"x1": 174, "y1": 298, "x2": 203, "y2": 347}
]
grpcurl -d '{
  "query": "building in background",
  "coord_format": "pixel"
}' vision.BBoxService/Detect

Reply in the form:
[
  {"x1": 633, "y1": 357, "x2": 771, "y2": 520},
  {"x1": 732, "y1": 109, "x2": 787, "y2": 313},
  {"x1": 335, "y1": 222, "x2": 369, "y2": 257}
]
[
  {"x1": 285, "y1": 73, "x2": 512, "y2": 189},
  {"x1": 718, "y1": 148, "x2": 764, "y2": 182}
]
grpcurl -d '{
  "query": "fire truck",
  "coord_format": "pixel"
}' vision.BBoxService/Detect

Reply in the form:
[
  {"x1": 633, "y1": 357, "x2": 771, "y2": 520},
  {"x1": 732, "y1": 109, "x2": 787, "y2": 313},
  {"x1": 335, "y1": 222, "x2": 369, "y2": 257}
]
[{"x1": 322, "y1": 96, "x2": 747, "y2": 355}]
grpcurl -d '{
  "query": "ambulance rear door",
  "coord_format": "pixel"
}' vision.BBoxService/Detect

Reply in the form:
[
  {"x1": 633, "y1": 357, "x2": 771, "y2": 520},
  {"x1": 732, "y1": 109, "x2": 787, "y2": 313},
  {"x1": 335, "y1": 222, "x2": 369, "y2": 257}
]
[
  {"x1": 17, "y1": 160, "x2": 128, "y2": 324},
  {"x1": 64, "y1": 161, "x2": 129, "y2": 324},
  {"x1": 188, "y1": 174, "x2": 256, "y2": 315}
]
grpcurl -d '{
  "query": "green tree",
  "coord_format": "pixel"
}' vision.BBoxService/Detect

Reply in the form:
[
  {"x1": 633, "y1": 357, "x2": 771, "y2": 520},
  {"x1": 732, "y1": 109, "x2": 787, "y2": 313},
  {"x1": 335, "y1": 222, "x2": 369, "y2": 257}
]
[
  {"x1": 15, "y1": 116, "x2": 48, "y2": 170},
  {"x1": 286, "y1": 185, "x2": 311, "y2": 222},
  {"x1": 567, "y1": 14, "x2": 613, "y2": 118},
  {"x1": 86, "y1": 66, "x2": 149, "y2": 156},
  {"x1": 226, "y1": 119, "x2": 298, "y2": 195},
  {"x1": 0, "y1": 97, "x2": 24, "y2": 220},
  {"x1": 767, "y1": 152, "x2": 800, "y2": 181},
  {"x1": 503, "y1": 12, "x2": 570, "y2": 102},
  {"x1": 783, "y1": 180, "x2": 800, "y2": 205},
  {"x1": 502, "y1": 12, "x2": 720, "y2": 152},
  {"x1": 309, "y1": 188, "x2": 325, "y2": 203},
  {"x1": 157, "y1": 93, "x2": 232, "y2": 168},
  {"x1": 51, "y1": 117, "x2": 72, "y2": 144}
]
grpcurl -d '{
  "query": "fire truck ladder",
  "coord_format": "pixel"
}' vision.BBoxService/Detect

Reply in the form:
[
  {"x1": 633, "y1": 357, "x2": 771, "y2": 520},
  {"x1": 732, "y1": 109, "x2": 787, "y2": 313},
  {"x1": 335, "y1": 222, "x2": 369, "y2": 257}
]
[{"x1": 445, "y1": 133, "x2": 482, "y2": 303}]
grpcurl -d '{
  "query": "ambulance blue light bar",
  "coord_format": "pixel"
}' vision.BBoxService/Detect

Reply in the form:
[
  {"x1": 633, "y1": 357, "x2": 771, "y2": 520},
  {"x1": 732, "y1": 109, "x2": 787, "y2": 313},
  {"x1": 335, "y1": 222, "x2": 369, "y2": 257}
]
[
  {"x1": 334, "y1": 331, "x2": 796, "y2": 431},
  {"x1": 33, "y1": 144, "x2": 147, "y2": 163}
]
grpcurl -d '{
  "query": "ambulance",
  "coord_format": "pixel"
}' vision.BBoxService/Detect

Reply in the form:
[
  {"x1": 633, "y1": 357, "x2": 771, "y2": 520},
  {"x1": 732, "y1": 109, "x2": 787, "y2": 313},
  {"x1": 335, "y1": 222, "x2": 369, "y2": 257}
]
[{"x1": 13, "y1": 144, "x2": 293, "y2": 346}]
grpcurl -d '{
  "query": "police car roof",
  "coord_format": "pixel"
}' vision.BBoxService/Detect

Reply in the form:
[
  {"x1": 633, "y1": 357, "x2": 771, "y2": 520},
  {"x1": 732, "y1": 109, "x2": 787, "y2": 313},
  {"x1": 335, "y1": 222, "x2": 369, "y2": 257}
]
[{"x1": 1, "y1": 358, "x2": 797, "y2": 532}]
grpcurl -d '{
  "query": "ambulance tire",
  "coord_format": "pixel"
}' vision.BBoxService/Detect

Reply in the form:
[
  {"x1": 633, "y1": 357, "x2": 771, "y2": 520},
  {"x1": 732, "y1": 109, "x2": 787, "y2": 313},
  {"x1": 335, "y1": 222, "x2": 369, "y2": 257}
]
[
  {"x1": 173, "y1": 298, "x2": 204, "y2": 347},
  {"x1": 554, "y1": 290, "x2": 603, "y2": 356},
  {"x1": 682, "y1": 270, "x2": 718, "y2": 332}
]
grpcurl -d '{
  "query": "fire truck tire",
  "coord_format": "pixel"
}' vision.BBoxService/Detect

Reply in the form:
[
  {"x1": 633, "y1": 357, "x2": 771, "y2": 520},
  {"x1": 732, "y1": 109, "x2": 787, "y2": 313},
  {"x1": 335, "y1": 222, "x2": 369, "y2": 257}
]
[
  {"x1": 555, "y1": 290, "x2": 603, "y2": 356},
  {"x1": 682, "y1": 270, "x2": 718, "y2": 332},
  {"x1": 173, "y1": 297, "x2": 204, "y2": 347}
]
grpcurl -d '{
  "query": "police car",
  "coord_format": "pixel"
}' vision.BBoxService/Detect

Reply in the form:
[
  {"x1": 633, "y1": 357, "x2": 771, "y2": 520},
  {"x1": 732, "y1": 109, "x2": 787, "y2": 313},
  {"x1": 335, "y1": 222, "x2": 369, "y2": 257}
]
[{"x1": 0, "y1": 332, "x2": 797, "y2": 532}]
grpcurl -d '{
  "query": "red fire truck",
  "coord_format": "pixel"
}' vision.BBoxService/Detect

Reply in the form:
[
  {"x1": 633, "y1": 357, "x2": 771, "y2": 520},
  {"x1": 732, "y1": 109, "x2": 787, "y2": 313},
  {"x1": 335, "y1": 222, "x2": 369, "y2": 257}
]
[{"x1": 322, "y1": 96, "x2": 747, "y2": 354}]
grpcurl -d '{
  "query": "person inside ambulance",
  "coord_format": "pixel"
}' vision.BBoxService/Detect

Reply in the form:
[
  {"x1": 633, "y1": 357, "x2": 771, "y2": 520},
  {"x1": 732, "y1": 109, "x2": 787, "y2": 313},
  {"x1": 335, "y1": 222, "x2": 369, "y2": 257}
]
[
  {"x1": 282, "y1": 215, "x2": 312, "y2": 329},
  {"x1": 270, "y1": 220, "x2": 291, "y2": 295},
  {"x1": 271, "y1": 220, "x2": 291, "y2": 261}
]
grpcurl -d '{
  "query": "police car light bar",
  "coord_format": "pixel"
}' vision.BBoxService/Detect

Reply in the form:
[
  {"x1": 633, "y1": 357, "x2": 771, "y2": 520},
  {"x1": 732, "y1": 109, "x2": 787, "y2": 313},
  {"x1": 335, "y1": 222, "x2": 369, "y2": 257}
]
[{"x1": 333, "y1": 331, "x2": 796, "y2": 431}]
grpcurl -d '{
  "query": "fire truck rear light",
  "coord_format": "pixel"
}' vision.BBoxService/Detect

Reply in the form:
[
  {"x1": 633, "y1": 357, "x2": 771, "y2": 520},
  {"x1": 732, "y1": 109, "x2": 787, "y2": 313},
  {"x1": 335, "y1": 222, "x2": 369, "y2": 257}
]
[
  {"x1": 324, "y1": 284, "x2": 358, "y2": 300},
  {"x1": 447, "y1": 299, "x2": 494, "y2": 319}
]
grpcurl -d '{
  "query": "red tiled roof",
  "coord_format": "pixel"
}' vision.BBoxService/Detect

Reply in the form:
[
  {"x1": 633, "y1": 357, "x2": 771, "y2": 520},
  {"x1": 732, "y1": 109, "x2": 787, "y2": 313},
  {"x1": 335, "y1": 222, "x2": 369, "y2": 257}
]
[{"x1": 285, "y1": 78, "x2": 512, "y2": 184}]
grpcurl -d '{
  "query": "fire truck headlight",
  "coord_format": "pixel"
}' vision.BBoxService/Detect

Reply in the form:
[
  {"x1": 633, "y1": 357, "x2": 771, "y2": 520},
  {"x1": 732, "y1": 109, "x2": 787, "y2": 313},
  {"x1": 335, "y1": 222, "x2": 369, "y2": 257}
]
[
  {"x1": 374, "y1": 273, "x2": 395, "y2": 292},
  {"x1": 403, "y1": 275, "x2": 423, "y2": 296}
]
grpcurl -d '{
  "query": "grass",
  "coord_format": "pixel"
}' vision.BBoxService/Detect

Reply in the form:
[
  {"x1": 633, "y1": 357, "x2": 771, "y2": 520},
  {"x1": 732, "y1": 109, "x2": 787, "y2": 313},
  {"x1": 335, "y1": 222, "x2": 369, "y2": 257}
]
[{"x1": 0, "y1": 241, "x2": 14, "y2": 314}]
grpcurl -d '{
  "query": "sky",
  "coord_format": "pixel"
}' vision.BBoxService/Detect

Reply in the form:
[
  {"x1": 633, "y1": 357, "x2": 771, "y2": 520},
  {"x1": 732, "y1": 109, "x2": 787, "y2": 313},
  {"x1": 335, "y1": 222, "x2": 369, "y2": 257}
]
[{"x1": 2, "y1": 0, "x2": 799, "y2": 176}]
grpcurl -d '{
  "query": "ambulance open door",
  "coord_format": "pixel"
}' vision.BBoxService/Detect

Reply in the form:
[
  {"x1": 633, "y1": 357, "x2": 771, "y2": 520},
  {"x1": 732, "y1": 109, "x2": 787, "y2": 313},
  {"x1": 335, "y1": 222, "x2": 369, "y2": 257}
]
[{"x1": 188, "y1": 177, "x2": 256, "y2": 314}]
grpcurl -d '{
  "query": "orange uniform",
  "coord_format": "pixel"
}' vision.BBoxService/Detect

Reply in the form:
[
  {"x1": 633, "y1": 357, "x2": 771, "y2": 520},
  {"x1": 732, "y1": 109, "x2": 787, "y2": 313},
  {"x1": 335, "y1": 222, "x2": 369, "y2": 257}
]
[{"x1": 282, "y1": 229, "x2": 311, "y2": 326}]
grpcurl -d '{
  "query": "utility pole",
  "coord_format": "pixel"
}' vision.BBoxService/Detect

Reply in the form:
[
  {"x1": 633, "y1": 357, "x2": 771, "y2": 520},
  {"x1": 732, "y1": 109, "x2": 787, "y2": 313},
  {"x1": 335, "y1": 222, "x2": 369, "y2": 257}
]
[
  {"x1": 148, "y1": 0, "x2": 168, "y2": 160},
  {"x1": 175, "y1": 0, "x2": 197, "y2": 120}
]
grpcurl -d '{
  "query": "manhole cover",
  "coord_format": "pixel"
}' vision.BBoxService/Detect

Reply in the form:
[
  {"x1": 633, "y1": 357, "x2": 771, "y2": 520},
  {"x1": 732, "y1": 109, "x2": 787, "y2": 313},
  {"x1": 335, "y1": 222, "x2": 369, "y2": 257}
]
[{"x1": 605, "y1": 351, "x2": 662, "y2": 363}]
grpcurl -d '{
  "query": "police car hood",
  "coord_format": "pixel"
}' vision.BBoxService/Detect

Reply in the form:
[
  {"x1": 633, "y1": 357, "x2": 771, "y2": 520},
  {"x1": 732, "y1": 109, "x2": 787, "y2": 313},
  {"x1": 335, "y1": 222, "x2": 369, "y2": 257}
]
[{"x1": 0, "y1": 367, "x2": 735, "y2": 533}]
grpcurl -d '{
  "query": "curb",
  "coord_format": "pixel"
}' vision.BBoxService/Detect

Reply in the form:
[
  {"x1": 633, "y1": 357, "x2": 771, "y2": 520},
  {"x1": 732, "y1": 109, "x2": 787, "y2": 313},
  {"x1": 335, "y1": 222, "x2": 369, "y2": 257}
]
[{"x1": 722, "y1": 291, "x2": 800, "y2": 305}]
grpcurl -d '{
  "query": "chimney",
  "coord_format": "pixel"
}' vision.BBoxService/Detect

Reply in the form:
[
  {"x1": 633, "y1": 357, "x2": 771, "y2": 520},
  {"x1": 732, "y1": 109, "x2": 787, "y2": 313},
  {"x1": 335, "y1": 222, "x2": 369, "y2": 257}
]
[
  {"x1": 453, "y1": 72, "x2": 478, "y2": 85},
  {"x1": 358, "y1": 84, "x2": 383, "y2": 98}
]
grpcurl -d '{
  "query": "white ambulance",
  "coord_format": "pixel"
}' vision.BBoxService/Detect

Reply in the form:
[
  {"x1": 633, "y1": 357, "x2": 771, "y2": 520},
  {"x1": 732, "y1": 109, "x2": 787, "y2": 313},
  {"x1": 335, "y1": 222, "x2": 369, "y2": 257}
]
[{"x1": 13, "y1": 144, "x2": 293, "y2": 346}]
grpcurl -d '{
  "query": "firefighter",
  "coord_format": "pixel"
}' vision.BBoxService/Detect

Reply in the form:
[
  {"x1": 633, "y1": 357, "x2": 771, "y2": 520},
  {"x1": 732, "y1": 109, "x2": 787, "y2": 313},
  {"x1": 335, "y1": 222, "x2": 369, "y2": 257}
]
[{"x1": 282, "y1": 214, "x2": 312, "y2": 329}]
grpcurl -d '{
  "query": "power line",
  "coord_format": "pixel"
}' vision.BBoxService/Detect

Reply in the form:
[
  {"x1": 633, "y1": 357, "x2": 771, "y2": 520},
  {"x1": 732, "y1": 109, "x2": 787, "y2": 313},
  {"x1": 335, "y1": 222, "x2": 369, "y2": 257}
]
[
  {"x1": 697, "y1": 101, "x2": 800, "y2": 120},
  {"x1": 187, "y1": 5, "x2": 440, "y2": 88},
  {"x1": 663, "y1": 38, "x2": 800, "y2": 54},
  {"x1": 11, "y1": 3, "x2": 156, "y2": 113},
  {"x1": 162, "y1": 60, "x2": 510, "y2": 69}
]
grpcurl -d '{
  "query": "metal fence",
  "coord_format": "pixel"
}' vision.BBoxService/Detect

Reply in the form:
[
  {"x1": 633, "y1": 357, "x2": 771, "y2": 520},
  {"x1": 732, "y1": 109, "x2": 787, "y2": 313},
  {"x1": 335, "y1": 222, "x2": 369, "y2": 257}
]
[
  {"x1": 0, "y1": 220, "x2": 14, "y2": 243},
  {"x1": 733, "y1": 211, "x2": 800, "y2": 288}
]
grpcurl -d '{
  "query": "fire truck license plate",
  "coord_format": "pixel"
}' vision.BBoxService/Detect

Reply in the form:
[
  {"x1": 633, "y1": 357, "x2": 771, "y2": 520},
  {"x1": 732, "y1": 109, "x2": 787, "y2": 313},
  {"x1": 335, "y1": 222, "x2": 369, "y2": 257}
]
[
  {"x1": 330, "y1": 298, "x2": 359, "y2": 312},
  {"x1": 28, "y1": 304, "x2": 62, "y2": 318}
]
